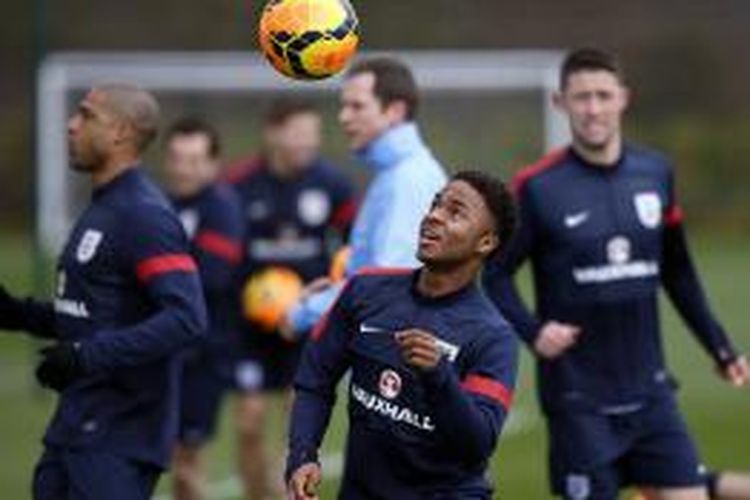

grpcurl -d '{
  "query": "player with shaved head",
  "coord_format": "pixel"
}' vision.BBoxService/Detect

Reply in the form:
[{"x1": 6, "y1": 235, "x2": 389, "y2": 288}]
[{"x1": 0, "y1": 83, "x2": 207, "y2": 499}]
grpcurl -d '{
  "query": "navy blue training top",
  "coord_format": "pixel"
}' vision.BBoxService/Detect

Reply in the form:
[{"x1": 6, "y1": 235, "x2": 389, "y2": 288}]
[
  {"x1": 484, "y1": 145, "x2": 738, "y2": 414},
  {"x1": 37, "y1": 167, "x2": 207, "y2": 468},
  {"x1": 288, "y1": 268, "x2": 518, "y2": 499},
  {"x1": 226, "y1": 156, "x2": 357, "y2": 283}
]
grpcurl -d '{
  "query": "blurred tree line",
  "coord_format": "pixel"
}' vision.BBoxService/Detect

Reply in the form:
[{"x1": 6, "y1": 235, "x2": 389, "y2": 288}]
[{"x1": 1, "y1": 0, "x2": 749, "y2": 231}]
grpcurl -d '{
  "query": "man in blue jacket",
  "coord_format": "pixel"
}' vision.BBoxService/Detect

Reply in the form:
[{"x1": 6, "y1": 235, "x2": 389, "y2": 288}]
[
  {"x1": 484, "y1": 48, "x2": 749, "y2": 500},
  {"x1": 286, "y1": 171, "x2": 519, "y2": 499},
  {"x1": 0, "y1": 84, "x2": 207, "y2": 499},
  {"x1": 284, "y1": 57, "x2": 447, "y2": 337}
]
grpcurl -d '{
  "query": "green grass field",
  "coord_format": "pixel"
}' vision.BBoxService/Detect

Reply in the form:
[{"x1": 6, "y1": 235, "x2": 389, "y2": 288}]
[{"x1": 0, "y1": 233, "x2": 748, "y2": 499}]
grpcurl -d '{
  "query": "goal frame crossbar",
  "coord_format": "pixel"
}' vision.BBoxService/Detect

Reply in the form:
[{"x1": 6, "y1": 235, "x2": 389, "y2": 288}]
[{"x1": 37, "y1": 49, "x2": 568, "y2": 254}]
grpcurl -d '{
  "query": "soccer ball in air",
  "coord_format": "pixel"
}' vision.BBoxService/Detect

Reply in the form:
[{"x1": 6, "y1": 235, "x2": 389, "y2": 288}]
[
  {"x1": 242, "y1": 267, "x2": 303, "y2": 332},
  {"x1": 258, "y1": 0, "x2": 359, "y2": 80}
]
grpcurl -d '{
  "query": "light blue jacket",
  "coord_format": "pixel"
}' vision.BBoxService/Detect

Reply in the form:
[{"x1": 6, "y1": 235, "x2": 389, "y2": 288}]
[{"x1": 289, "y1": 122, "x2": 447, "y2": 333}]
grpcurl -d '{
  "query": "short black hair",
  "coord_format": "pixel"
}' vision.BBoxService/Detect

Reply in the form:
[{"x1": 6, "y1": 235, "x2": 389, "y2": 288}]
[
  {"x1": 263, "y1": 96, "x2": 318, "y2": 127},
  {"x1": 560, "y1": 48, "x2": 625, "y2": 90},
  {"x1": 452, "y1": 170, "x2": 516, "y2": 260},
  {"x1": 164, "y1": 116, "x2": 221, "y2": 158},
  {"x1": 346, "y1": 57, "x2": 419, "y2": 120}
]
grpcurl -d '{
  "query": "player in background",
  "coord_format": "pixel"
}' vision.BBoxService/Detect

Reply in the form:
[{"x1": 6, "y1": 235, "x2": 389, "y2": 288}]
[
  {"x1": 483, "y1": 48, "x2": 750, "y2": 500},
  {"x1": 286, "y1": 171, "x2": 519, "y2": 500},
  {"x1": 162, "y1": 117, "x2": 244, "y2": 500},
  {"x1": 224, "y1": 97, "x2": 357, "y2": 499},
  {"x1": 283, "y1": 56, "x2": 448, "y2": 339},
  {"x1": 0, "y1": 84, "x2": 207, "y2": 499}
]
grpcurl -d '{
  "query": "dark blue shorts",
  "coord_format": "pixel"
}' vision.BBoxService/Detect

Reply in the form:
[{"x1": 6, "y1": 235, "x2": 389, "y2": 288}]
[
  {"x1": 33, "y1": 447, "x2": 160, "y2": 500},
  {"x1": 234, "y1": 328, "x2": 303, "y2": 392},
  {"x1": 547, "y1": 396, "x2": 705, "y2": 499},
  {"x1": 178, "y1": 351, "x2": 228, "y2": 446}
]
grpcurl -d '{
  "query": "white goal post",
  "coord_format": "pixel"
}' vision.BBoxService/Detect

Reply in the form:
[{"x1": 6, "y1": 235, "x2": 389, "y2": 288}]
[{"x1": 36, "y1": 50, "x2": 569, "y2": 255}]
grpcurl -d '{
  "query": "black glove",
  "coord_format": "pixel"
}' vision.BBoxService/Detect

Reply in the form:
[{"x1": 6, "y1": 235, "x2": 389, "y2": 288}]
[
  {"x1": 0, "y1": 286, "x2": 57, "y2": 338},
  {"x1": 0, "y1": 285, "x2": 25, "y2": 330},
  {"x1": 35, "y1": 342, "x2": 84, "y2": 392}
]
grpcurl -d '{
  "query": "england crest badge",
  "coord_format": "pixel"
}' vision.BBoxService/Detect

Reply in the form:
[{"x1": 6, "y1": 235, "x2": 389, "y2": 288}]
[
  {"x1": 566, "y1": 474, "x2": 591, "y2": 500},
  {"x1": 298, "y1": 189, "x2": 330, "y2": 226},
  {"x1": 76, "y1": 229, "x2": 103, "y2": 263},
  {"x1": 633, "y1": 192, "x2": 662, "y2": 228}
]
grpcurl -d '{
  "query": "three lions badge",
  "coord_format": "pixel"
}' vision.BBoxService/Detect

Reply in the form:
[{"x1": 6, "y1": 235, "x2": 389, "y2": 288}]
[
  {"x1": 76, "y1": 229, "x2": 104, "y2": 263},
  {"x1": 633, "y1": 192, "x2": 662, "y2": 228}
]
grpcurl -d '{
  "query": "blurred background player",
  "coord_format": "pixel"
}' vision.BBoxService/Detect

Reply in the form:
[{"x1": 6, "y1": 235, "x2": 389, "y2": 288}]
[
  {"x1": 284, "y1": 56, "x2": 448, "y2": 338},
  {"x1": 223, "y1": 97, "x2": 357, "y2": 499},
  {"x1": 0, "y1": 84, "x2": 207, "y2": 499},
  {"x1": 161, "y1": 117, "x2": 244, "y2": 500},
  {"x1": 484, "y1": 48, "x2": 750, "y2": 500},
  {"x1": 286, "y1": 171, "x2": 518, "y2": 500}
]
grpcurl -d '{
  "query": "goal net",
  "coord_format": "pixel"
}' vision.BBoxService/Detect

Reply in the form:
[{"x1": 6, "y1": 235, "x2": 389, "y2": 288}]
[{"x1": 37, "y1": 50, "x2": 568, "y2": 255}]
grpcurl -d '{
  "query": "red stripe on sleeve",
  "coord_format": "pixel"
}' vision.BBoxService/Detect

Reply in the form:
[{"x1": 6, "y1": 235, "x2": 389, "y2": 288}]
[
  {"x1": 461, "y1": 374, "x2": 513, "y2": 409},
  {"x1": 331, "y1": 199, "x2": 358, "y2": 229},
  {"x1": 311, "y1": 310, "x2": 332, "y2": 342},
  {"x1": 511, "y1": 148, "x2": 568, "y2": 197},
  {"x1": 195, "y1": 230, "x2": 243, "y2": 264},
  {"x1": 311, "y1": 281, "x2": 352, "y2": 341},
  {"x1": 221, "y1": 156, "x2": 263, "y2": 185},
  {"x1": 664, "y1": 205, "x2": 684, "y2": 227},
  {"x1": 355, "y1": 267, "x2": 413, "y2": 277},
  {"x1": 136, "y1": 253, "x2": 198, "y2": 282}
]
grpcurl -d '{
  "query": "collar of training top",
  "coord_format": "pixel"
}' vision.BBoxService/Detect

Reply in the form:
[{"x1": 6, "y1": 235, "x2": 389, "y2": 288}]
[{"x1": 356, "y1": 122, "x2": 425, "y2": 172}]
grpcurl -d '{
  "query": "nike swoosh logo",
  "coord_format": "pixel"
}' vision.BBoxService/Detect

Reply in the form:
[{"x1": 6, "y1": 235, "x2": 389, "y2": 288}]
[
  {"x1": 564, "y1": 211, "x2": 589, "y2": 228},
  {"x1": 359, "y1": 324, "x2": 388, "y2": 334},
  {"x1": 435, "y1": 338, "x2": 460, "y2": 362}
]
